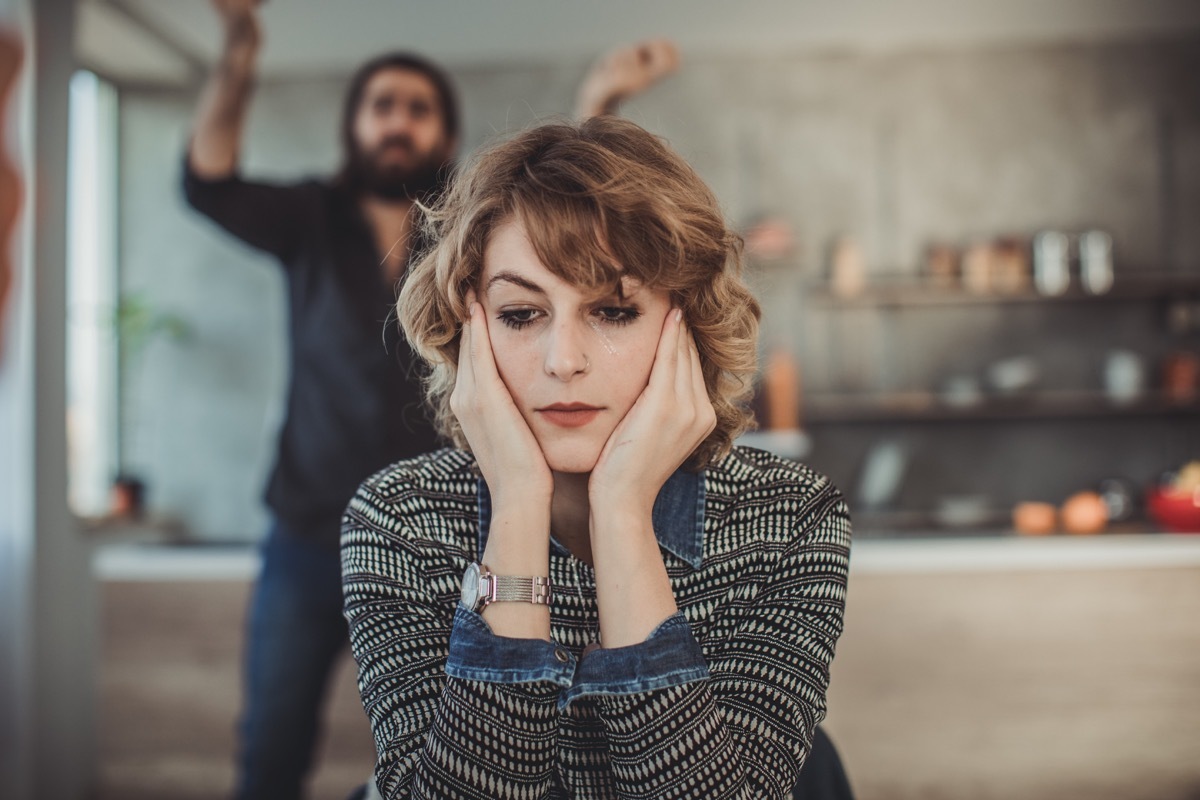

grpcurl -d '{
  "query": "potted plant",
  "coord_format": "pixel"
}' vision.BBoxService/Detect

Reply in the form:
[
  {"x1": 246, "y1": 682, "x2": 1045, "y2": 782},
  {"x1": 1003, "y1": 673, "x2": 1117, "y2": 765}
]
[{"x1": 112, "y1": 291, "x2": 191, "y2": 517}]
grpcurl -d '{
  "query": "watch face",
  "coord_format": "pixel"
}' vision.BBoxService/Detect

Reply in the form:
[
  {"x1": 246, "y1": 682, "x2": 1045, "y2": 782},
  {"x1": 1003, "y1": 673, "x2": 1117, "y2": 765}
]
[{"x1": 461, "y1": 562, "x2": 482, "y2": 610}]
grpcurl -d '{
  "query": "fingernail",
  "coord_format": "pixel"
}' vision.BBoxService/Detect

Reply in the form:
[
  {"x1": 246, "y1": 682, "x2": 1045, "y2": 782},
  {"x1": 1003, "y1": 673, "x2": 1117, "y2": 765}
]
[{"x1": 674, "y1": 309, "x2": 683, "y2": 323}]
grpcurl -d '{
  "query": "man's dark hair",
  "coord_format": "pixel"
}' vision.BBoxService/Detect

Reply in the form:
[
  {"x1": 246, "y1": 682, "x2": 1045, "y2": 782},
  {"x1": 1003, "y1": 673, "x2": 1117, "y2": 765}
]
[{"x1": 336, "y1": 52, "x2": 460, "y2": 182}]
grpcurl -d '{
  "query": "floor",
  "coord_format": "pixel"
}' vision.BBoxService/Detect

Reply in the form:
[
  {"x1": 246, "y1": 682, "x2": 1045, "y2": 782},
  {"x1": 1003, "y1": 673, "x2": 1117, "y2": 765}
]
[{"x1": 96, "y1": 544, "x2": 1200, "y2": 800}]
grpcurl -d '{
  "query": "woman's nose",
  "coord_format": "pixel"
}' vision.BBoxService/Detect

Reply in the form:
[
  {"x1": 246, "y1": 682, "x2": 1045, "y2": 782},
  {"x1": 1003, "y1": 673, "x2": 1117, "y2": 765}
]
[{"x1": 543, "y1": 322, "x2": 590, "y2": 380}]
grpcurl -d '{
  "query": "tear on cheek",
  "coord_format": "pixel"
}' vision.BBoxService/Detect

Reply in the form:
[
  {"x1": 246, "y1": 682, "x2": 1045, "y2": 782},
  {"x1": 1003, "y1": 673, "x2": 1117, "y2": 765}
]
[{"x1": 587, "y1": 319, "x2": 619, "y2": 356}]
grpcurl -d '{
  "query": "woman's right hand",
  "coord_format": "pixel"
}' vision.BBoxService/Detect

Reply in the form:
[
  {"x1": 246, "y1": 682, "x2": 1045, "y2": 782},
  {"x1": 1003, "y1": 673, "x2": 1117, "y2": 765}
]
[
  {"x1": 454, "y1": 299, "x2": 553, "y2": 639},
  {"x1": 450, "y1": 298, "x2": 554, "y2": 510}
]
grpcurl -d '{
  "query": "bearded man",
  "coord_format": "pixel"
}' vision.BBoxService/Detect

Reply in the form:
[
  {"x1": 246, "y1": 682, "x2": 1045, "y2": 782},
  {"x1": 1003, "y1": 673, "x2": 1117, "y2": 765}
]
[
  {"x1": 182, "y1": 2, "x2": 677, "y2": 798},
  {"x1": 184, "y1": 13, "x2": 454, "y2": 800}
]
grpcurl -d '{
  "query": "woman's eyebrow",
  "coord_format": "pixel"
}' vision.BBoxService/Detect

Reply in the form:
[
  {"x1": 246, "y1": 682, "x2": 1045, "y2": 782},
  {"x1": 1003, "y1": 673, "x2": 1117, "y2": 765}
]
[{"x1": 485, "y1": 271, "x2": 545, "y2": 295}]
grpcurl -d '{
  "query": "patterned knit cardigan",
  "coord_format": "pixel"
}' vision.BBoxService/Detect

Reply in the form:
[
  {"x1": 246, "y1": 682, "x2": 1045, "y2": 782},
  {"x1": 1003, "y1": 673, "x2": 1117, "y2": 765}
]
[{"x1": 342, "y1": 446, "x2": 851, "y2": 799}]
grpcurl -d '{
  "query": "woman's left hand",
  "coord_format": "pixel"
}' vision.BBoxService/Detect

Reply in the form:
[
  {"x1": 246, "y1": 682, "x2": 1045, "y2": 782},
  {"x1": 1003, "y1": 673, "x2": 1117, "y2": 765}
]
[{"x1": 589, "y1": 309, "x2": 716, "y2": 512}]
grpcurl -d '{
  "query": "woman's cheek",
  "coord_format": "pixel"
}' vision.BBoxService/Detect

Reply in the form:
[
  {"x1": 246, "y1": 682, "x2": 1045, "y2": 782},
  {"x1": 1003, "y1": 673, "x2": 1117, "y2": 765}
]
[
  {"x1": 614, "y1": 340, "x2": 659, "y2": 399},
  {"x1": 586, "y1": 319, "x2": 622, "y2": 356},
  {"x1": 489, "y1": 341, "x2": 528, "y2": 397}
]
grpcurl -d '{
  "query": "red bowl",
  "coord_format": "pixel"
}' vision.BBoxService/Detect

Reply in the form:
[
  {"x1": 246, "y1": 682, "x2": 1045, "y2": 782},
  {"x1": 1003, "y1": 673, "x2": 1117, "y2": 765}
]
[{"x1": 1147, "y1": 487, "x2": 1200, "y2": 533}]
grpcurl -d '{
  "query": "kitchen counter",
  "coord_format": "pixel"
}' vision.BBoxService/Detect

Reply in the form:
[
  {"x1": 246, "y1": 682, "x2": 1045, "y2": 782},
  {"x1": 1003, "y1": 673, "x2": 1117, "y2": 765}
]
[
  {"x1": 849, "y1": 532, "x2": 1200, "y2": 573},
  {"x1": 93, "y1": 533, "x2": 1200, "y2": 581}
]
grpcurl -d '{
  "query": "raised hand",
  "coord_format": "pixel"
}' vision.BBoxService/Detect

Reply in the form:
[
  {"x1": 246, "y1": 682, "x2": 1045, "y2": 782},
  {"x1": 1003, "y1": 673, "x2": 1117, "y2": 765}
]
[
  {"x1": 211, "y1": 0, "x2": 262, "y2": 50},
  {"x1": 575, "y1": 38, "x2": 681, "y2": 118},
  {"x1": 190, "y1": 0, "x2": 263, "y2": 178},
  {"x1": 450, "y1": 297, "x2": 554, "y2": 510},
  {"x1": 588, "y1": 309, "x2": 716, "y2": 514}
]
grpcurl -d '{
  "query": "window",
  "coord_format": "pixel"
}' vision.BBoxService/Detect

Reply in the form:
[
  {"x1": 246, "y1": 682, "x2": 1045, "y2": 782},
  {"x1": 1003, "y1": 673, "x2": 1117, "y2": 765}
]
[{"x1": 66, "y1": 69, "x2": 118, "y2": 517}]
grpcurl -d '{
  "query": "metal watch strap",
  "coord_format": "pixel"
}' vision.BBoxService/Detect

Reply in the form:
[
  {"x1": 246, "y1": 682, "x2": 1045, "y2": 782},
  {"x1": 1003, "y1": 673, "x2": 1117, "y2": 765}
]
[{"x1": 489, "y1": 573, "x2": 553, "y2": 605}]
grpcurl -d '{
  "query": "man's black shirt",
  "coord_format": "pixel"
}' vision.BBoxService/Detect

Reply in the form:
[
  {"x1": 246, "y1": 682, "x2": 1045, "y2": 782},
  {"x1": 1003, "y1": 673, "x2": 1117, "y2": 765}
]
[{"x1": 183, "y1": 165, "x2": 440, "y2": 543}]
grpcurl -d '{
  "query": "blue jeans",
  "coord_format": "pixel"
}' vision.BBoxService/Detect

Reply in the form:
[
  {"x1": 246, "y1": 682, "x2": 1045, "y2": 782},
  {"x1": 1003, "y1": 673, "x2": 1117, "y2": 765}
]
[{"x1": 235, "y1": 520, "x2": 349, "y2": 800}]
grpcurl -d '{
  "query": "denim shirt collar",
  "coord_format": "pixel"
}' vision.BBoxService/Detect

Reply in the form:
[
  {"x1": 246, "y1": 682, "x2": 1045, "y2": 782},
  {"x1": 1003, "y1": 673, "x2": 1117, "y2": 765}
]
[{"x1": 476, "y1": 469, "x2": 706, "y2": 569}]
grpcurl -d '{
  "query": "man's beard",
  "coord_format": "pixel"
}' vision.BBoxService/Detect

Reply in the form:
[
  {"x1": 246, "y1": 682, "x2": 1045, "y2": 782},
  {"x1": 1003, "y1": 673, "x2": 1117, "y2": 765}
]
[{"x1": 343, "y1": 135, "x2": 449, "y2": 201}]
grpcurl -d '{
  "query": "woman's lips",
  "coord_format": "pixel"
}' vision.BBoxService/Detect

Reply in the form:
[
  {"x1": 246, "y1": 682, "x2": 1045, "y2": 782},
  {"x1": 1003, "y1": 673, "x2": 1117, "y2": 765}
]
[{"x1": 537, "y1": 404, "x2": 601, "y2": 428}]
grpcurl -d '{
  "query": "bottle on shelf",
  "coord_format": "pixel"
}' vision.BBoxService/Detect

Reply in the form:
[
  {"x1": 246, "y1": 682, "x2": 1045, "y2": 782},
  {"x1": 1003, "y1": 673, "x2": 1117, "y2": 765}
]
[
  {"x1": 1079, "y1": 229, "x2": 1114, "y2": 295},
  {"x1": 1033, "y1": 230, "x2": 1071, "y2": 296}
]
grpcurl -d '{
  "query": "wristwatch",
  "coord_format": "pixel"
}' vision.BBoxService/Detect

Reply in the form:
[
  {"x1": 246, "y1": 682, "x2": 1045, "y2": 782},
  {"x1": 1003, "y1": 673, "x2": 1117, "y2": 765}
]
[{"x1": 460, "y1": 562, "x2": 552, "y2": 612}]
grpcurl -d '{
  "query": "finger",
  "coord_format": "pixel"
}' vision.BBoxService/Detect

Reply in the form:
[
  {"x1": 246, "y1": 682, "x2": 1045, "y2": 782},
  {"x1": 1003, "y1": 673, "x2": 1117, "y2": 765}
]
[
  {"x1": 466, "y1": 300, "x2": 501, "y2": 384},
  {"x1": 458, "y1": 304, "x2": 471, "y2": 364},
  {"x1": 462, "y1": 289, "x2": 478, "y2": 370},
  {"x1": 456, "y1": 303, "x2": 475, "y2": 386},
  {"x1": 688, "y1": 335, "x2": 710, "y2": 413},
  {"x1": 687, "y1": 334, "x2": 704, "y2": 392},
  {"x1": 648, "y1": 308, "x2": 683, "y2": 390},
  {"x1": 663, "y1": 41, "x2": 681, "y2": 71},
  {"x1": 675, "y1": 318, "x2": 693, "y2": 396},
  {"x1": 690, "y1": 338, "x2": 717, "y2": 435},
  {"x1": 635, "y1": 39, "x2": 677, "y2": 76},
  {"x1": 677, "y1": 329, "x2": 707, "y2": 432},
  {"x1": 649, "y1": 39, "x2": 681, "y2": 75}
]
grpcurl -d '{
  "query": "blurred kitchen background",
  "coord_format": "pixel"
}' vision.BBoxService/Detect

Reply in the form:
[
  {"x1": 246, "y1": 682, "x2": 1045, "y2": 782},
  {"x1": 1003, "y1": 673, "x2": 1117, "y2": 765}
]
[
  {"x1": 4, "y1": 1, "x2": 1200, "y2": 798},
  {"x1": 66, "y1": 1, "x2": 1200, "y2": 540}
]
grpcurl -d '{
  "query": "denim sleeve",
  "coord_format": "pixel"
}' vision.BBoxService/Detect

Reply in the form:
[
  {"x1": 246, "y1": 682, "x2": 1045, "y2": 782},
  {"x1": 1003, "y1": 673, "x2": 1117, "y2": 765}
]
[
  {"x1": 444, "y1": 606, "x2": 576, "y2": 687},
  {"x1": 563, "y1": 612, "x2": 709, "y2": 707},
  {"x1": 445, "y1": 607, "x2": 709, "y2": 707}
]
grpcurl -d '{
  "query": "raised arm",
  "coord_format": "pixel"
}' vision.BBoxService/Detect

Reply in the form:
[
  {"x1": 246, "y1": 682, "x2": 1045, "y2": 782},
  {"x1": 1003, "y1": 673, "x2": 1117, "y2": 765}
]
[
  {"x1": 188, "y1": 0, "x2": 263, "y2": 178},
  {"x1": 182, "y1": 0, "x2": 317, "y2": 261},
  {"x1": 574, "y1": 38, "x2": 680, "y2": 118}
]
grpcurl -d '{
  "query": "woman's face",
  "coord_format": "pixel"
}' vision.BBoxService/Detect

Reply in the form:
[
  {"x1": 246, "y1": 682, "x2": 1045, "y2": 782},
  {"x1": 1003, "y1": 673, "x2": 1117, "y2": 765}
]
[{"x1": 479, "y1": 218, "x2": 673, "y2": 474}]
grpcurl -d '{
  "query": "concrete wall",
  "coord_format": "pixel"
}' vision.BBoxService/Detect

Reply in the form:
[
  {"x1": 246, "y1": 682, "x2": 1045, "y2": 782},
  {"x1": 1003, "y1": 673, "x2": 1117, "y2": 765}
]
[{"x1": 118, "y1": 35, "x2": 1200, "y2": 540}]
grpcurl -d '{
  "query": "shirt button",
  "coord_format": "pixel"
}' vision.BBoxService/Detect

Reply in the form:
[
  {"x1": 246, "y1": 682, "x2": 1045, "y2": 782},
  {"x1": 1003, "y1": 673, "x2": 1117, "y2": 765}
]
[{"x1": 554, "y1": 648, "x2": 570, "y2": 663}]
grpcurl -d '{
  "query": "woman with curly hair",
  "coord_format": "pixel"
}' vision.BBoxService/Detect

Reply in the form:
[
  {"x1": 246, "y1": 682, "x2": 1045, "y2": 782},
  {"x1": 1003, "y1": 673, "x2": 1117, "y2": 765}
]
[{"x1": 341, "y1": 115, "x2": 852, "y2": 800}]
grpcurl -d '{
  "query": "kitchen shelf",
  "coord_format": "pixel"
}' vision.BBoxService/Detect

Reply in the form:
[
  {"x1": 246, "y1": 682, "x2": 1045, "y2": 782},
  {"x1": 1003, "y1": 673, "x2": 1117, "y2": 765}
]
[
  {"x1": 804, "y1": 391, "x2": 1200, "y2": 424},
  {"x1": 805, "y1": 271, "x2": 1200, "y2": 308},
  {"x1": 794, "y1": 266, "x2": 1198, "y2": 524}
]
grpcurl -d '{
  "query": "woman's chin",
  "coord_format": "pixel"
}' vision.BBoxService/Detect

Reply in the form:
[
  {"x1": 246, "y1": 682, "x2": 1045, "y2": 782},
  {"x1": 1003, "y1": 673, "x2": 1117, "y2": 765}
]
[{"x1": 541, "y1": 445, "x2": 602, "y2": 475}]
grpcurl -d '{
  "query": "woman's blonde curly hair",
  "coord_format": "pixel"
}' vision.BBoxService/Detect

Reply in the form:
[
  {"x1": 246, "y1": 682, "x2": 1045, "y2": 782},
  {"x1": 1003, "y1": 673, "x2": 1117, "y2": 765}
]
[{"x1": 398, "y1": 115, "x2": 761, "y2": 469}]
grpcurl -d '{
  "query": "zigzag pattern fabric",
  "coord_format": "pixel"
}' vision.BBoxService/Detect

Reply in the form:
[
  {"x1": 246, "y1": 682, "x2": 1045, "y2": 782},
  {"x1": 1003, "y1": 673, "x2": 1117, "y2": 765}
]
[{"x1": 342, "y1": 446, "x2": 851, "y2": 799}]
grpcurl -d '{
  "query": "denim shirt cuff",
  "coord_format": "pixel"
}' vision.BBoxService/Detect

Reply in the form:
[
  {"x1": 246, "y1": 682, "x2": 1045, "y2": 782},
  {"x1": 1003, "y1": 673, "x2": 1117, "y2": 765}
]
[
  {"x1": 445, "y1": 606, "x2": 575, "y2": 688},
  {"x1": 562, "y1": 612, "x2": 709, "y2": 707}
]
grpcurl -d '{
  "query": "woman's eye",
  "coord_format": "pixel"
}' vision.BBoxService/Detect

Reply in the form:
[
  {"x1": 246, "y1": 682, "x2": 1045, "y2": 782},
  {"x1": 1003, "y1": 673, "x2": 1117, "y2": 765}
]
[
  {"x1": 498, "y1": 308, "x2": 540, "y2": 330},
  {"x1": 594, "y1": 306, "x2": 642, "y2": 326}
]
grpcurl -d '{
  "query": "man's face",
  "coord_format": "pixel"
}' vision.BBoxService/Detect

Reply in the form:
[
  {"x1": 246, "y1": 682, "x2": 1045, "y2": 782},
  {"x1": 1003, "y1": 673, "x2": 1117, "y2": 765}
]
[{"x1": 348, "y1": 68, "x2": 455, "y2": 199}]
